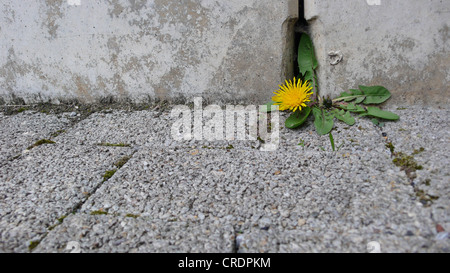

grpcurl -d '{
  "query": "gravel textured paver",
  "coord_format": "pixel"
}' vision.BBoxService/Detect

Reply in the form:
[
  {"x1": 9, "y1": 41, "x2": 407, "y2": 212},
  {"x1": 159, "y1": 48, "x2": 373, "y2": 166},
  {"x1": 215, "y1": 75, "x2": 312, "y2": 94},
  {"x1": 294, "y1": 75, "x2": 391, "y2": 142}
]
[
  {"x1": 0, "y1": 112, "x2": 70, "y2": 166},
  {"x1": 35, "y1": 214, "x2": 234, "y2": 253},
  {"x1": 0, "y1": 105, "x2": 448, "y2": 253},
  {"x1": 0, "y1": 142, "x2": 134, "y2": 252}
]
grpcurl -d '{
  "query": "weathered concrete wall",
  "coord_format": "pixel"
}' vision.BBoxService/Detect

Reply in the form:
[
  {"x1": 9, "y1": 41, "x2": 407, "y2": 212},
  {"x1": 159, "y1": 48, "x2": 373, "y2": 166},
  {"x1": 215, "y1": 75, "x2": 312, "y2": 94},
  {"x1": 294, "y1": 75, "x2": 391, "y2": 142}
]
[
  {"x1": 0, "y1": 0, "x2": 298, "y2": 104},
  {"x1": 1, "y1": 1, "x2": 448, "y2": 106},
  {"x1": 306, "y1": 0, "x2": 449, "y2": 106}
]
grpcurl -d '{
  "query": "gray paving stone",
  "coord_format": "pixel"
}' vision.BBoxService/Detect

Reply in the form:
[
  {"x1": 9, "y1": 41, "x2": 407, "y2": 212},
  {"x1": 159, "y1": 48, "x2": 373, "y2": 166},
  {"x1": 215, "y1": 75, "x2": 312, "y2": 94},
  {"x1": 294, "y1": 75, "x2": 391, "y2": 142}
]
[
  {"x1": 0, "y1": 143, "x2": 134, "y2": 252},
  {"x1": 0, "y1": 111, "x2": 70, "y2": 166},
  {"x1": 0, "y1": 105, "x2": 448, "y2": 253},
  {"x1": 35, "y1": 214, "x2": 234, "y2": 253},
  {"x1": 79, "y1": 145, "x2": 447, "y2": 252},
  {"x1": 53, "y1": 110, "x2": 172, "y2": 147},
  {"x1": 383, "y1": 106, "x2": 450, "y2": 232},
  {"x1": 235, "y1": 225, "x2": 448, "y2": 253}
]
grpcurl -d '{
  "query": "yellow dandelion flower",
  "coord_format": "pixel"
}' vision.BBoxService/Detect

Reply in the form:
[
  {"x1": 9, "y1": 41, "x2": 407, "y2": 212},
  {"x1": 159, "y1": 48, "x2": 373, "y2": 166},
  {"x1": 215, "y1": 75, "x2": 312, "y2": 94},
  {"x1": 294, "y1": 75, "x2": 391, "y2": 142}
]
[{"x1": 272, "y1": 78, "x2": 313, "y2": 112}]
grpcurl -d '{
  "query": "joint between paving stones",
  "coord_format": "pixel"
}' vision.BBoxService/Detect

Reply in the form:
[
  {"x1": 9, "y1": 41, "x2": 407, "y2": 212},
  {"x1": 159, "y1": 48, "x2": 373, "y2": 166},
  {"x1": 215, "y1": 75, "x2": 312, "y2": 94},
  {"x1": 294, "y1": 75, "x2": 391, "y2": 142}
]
[
  {"x1": 379, "y1": 125, "x2": 442, "y2": 237},
  {"x1": 3, "y1": 105, "x2": 447, "y2": 253},
  {"x1": 28, "y1": 149, "x2": 138, "y2": 252},
  {"x1": 383, "y1": 133, "x2": 438, "y2": 207}
]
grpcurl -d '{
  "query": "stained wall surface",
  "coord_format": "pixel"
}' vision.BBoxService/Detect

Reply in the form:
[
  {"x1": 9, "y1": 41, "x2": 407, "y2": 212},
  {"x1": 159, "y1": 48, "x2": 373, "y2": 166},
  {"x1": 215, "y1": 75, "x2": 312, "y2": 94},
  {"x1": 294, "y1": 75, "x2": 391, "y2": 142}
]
[
  {"x1": 0, "y1": 0, "x2": 297, "y2": 104},
  {"x1": 306, "y1": 0, "x2": 449, "y2": 106},
  {"x1": 1, "y1": 0, "x2": 448, "y2": 106}
]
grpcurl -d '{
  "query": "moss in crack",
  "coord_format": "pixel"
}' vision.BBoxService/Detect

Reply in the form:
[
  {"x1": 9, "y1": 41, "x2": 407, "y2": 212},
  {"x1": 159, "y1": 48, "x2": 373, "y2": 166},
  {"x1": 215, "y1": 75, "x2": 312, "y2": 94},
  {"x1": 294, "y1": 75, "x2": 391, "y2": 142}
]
[
  {"x1": 90, "y1": 210, "x2": 108, "y2": 216},
  {"x1": 48, "y1": 215, "x2": 69, "y2": 231},
  {"x1": 9, "y1": 154, "x2": 21, "y2": 162},
  {"x1": 384, "y1": 141, "x2": 423, "y2": 176},
  {"x1": 50, "y1": 130, "x2": 66, "y2": 138},
  {"x1": 257, "y1": 137, "x2": 266, "y2": 144},
  {"x1": 2, "y1": 106, "x2": 28, "y2": 115},
  {"x1": 225, "y1": 144, "x2": 234, "y2": 150},
  {"x1": 202, "y1": 146, "x2": 213, "y2": 149},
  {"x1": 385, "y1": 145, "x2": 438, "y2": 206},
  {"x1": 28, "y1": 240, "x2": 40, "y2": 251},
  {"x1": 416, "y1": 189, "x2": 439, "y2": 206},
  {"x1": 1, "y1": 98, "x2": 174, "y2": 119},
  {"x1": 200, "y1": 145, "x2": 234, "y2": 150},
  {"x1": 102, "y1": 169, "x2": 117, "y2": 182},
  {"x1": 385, "y1": 142, "x2": 395, "y2": 155},
  {"x1": 27, "y1": 139, "x2": 56, "y2": 150},
  {"x1": 48, "y1": 224, "x2": 57, "y2": 231},
  {"x1": 57, "y1": 215, "x2": 67, "y2": 223},
  {"x1": 97, "y1": 142, "x2": 131, "y2": 148},
  {"x1": 393, "y1": 152, "x2": 423, "y2": 172},
  {"x1": 412, "y1": 147, "x2": 425, "y2": 155},
  {"x1": 114, "y1": 156, "x2": 132, "y2": 169},
  {"x1": 125, "y1": 213, "x2": 140, "y2": 219},
  {"x1": 48, "y1": 215, "x2": 67, "y2": 230}
]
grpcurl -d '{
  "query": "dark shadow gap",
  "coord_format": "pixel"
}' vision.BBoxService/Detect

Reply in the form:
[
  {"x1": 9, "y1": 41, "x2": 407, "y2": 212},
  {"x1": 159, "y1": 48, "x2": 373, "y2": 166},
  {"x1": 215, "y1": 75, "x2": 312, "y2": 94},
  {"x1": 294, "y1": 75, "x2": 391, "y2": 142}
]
[{"x1": 293, "y1": 0, "x2": 309, "y2": 78}]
